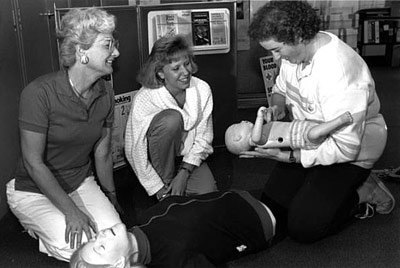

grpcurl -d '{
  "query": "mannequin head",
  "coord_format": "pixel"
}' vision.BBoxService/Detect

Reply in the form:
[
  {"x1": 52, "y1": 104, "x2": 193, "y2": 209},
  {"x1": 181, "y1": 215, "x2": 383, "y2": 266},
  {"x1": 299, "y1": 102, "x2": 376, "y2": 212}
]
[
  {"x1": 70, "y1": 223, "x2": 136, "y2": 268},
  {"x1": 225, "y1": 121, "x2": 254, "y2": 155}
]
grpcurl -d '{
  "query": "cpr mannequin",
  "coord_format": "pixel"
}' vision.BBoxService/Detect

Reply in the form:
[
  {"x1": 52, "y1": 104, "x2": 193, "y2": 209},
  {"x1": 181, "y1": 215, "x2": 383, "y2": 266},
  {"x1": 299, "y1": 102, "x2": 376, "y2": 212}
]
[{"x1": 225, "y1": 106, "x2": 354, "y2": 155}]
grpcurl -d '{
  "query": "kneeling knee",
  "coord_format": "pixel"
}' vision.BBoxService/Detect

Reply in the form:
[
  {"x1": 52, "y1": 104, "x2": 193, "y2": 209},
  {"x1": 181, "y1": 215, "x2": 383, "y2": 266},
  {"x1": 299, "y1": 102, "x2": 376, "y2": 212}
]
[
  {"x1": 153, "y1": 109, "x2": 183, "y2": 134},
  {"x1": 287, "y1": 214, "x2": 328, "y2": 243}
]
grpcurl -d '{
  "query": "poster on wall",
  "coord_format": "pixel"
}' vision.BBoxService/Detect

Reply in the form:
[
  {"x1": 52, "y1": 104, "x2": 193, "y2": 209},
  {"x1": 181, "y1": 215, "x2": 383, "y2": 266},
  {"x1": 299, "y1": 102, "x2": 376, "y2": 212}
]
[
  {"x1": 111, "y1": 91, "x2": 137, "y2": 169},
  {"x1": 259, "y1": 55, "x2": 279, "y2": 106},
  {"x1": 147, "y1": 8, "x2": 230, "y2": 54},
  {"x1": 191, "y1": 11, "x2": 212, "y2": 46}
]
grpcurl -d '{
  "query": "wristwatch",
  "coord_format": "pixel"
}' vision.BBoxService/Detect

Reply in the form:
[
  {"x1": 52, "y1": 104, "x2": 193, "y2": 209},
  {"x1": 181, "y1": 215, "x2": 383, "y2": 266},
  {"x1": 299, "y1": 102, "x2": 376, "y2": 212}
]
[
  {"x1": 289, "y1": 150, "x2": 296, "y2": 163},
  {"x1": 157, "y1": 186, "x2": 169, "y2": 201}
]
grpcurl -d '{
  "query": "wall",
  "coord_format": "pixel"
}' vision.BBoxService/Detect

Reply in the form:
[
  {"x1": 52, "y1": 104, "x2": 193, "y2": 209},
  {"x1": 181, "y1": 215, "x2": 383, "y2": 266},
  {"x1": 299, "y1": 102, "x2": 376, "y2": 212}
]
[{"x1": 0, "y1": 0, "x2": 24, "y2": 219}]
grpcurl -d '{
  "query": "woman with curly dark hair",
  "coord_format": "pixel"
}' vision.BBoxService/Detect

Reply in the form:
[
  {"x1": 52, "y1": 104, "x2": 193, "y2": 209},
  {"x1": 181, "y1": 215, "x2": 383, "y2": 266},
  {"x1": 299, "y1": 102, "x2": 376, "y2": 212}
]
[{"x1": 242, "y1": 1, "x2": 394, "y2": 243}]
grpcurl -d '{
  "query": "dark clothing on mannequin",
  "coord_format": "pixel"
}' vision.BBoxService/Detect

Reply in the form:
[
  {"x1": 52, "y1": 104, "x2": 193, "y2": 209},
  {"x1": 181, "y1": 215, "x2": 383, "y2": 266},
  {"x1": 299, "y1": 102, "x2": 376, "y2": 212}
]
[{"x1": 132, "y1": 191, "x2": 275, "y2": 268}]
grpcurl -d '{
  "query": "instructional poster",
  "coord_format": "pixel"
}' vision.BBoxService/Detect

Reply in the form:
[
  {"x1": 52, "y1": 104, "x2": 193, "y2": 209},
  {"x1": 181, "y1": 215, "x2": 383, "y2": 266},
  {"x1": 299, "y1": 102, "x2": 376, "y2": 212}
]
[
  {"x1": 259, "y1": 56, "x2": 279, "y2": 106},
  {"x1": 148, "y1": 8, "x2": 230, "y2": 54},
  {"x1": 111, "y1": 91, "x2": 137, "y2": 169},
  {"x1": 191, "y1": 11, "x2": 212, "y2": 46}
]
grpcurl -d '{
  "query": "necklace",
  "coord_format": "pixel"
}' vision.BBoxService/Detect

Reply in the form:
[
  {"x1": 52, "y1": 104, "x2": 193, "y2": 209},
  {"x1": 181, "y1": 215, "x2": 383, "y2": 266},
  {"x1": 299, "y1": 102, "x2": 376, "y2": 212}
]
[{"x1": 69, "y1": 77, "x2": 88, "y2": 99}]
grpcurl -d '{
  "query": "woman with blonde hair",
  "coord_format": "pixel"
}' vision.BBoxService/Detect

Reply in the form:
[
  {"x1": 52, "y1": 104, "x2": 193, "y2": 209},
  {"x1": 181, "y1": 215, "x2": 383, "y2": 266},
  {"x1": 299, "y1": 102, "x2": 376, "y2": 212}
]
[
  {"x1": 125, "y1": 35, "x2": 217, "y2": 201},
  {"x1": 7, "y1": 7, "x2": 122, "y2": 261}
]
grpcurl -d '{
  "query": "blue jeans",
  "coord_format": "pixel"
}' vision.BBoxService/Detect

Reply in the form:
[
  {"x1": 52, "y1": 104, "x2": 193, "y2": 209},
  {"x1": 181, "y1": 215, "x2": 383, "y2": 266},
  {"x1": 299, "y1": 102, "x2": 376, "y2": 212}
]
[{"x1": 146, "y1": 109, "x2": 217, "y2": 195}]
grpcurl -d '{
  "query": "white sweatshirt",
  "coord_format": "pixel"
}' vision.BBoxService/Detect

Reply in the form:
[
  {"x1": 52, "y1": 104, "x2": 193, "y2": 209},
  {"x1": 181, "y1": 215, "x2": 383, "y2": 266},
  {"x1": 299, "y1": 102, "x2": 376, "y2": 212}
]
[
  {"x1": 272, "y1": 31, "x2": 387, "y2": 169},
  {"x1": 125, "y1": 76, "x2": 214, "y2": 195}
]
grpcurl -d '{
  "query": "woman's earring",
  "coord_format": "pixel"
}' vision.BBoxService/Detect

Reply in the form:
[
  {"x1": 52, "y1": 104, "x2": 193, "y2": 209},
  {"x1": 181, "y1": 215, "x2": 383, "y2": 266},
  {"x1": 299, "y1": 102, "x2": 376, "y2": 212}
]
[{"x1": 81, "y1": 55, "x2": 89, "y2": 64}]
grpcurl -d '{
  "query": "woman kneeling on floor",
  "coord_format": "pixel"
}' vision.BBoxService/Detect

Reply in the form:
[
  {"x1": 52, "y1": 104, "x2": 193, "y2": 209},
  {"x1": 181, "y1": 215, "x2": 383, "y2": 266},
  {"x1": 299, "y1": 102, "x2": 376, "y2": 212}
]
[{"x1": 7, "y1": 7, "x2": 123, "y2": 261}]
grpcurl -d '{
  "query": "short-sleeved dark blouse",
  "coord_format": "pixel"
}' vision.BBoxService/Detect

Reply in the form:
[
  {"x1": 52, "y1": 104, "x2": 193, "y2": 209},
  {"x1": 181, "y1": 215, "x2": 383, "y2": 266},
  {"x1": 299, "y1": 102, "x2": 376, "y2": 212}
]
[{"x1": 14, "y1": 70, "x2": 114, "y2": 194}]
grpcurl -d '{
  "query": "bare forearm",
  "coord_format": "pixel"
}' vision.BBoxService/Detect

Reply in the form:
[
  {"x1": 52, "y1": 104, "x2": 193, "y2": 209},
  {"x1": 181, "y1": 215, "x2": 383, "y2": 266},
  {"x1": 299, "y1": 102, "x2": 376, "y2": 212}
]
[
  {"x1": 271, "y1": 93, "x2": 285, "y2": 109},
  {"x1": 23, "y1": 160, "x2": 78, "y2": 215},
  {"x1": 95, "y1": 153, "x2": 115, "y2": 192},
  {"x1": 266, "y1": 93, "x2": 286, "y2": 121}
]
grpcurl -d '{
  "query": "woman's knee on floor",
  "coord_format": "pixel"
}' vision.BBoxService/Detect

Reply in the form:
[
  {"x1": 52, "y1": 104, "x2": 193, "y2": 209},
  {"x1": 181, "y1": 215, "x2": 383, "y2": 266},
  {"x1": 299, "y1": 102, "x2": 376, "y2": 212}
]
[{"x1": 287, "y1": 205, "x2": 333, "y2": 243}]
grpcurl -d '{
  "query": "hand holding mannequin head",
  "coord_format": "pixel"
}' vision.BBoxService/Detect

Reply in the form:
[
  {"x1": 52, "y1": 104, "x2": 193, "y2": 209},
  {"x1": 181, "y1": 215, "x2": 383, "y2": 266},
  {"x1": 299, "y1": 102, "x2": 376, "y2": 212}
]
[{"x1": 225, "y1": 121, "x2": 254, "y2": 155}]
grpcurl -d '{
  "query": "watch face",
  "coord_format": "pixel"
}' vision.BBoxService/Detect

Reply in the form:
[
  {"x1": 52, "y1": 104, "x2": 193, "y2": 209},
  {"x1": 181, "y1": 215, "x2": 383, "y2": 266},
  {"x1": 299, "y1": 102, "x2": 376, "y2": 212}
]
[{"x1": 289, "y1": 150, "x2": 296, "y2": 163}]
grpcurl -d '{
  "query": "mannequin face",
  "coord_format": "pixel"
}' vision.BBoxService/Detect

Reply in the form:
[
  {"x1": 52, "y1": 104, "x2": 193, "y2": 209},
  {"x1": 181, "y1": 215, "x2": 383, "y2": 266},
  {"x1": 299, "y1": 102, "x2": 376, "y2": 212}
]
[
  {"x1": 80, "y1": 223, "x2": 131, "y2": 266},
  {"x1": 259, "y1": 38, "x2": 307, "y2": 65},
  {"x1": 225, "y1": 121, "x2": 254, "y2": 154}
]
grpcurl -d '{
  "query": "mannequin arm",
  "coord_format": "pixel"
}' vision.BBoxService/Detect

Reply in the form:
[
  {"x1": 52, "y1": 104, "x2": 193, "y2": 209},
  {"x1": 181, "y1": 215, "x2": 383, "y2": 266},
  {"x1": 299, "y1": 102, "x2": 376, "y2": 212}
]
[
  {"x1": 251, "y1": 106, "x2": 268, "y2": 145},
  {"x1": 307, "y1": 112, "x2": 353, "y2": 143}
]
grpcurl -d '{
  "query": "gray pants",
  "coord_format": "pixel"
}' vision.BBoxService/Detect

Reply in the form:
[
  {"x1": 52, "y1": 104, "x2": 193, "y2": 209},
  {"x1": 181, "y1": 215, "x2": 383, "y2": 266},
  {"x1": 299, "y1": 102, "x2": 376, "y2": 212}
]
[{"x1": 146, "y1": 109, "x2": 217, "y2": 195}]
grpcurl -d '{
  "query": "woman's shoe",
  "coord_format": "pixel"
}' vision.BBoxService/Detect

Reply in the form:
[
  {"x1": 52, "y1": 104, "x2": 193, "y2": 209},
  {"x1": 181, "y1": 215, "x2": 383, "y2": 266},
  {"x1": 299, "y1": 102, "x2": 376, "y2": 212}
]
[
  {"x1": 367, "y1": 173, "x2": 395, "y2": 214},
  {"x1": 371, "y1": 166, "x2": 400, "y2": 181}
]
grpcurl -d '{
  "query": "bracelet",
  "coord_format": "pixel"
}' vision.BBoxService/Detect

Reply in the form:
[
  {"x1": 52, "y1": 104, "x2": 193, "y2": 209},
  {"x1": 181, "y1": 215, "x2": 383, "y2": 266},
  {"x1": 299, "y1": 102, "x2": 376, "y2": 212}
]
[
  {"x1": 157, "y1": 186, "x2": 169, "y2": 201},
  {"x1": 104, "y1": 189, "x2": 116, "y2": 195},
  {"x1": 156, "y1": 187, "x2": 168, "y2": 201},
  {"x1": 180, "y1": 166, "x2": 193, "y2": 175},
  {"x1": 159, "y1": 192, "x2": 168, "y2": 200}
]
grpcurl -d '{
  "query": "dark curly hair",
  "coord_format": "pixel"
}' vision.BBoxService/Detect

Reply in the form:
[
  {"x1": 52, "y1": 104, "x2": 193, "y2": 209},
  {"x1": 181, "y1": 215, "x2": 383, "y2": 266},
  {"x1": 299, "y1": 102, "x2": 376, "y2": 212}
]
[{"x1": 248, "y1": 1, "x2": 320, "y2": 45}]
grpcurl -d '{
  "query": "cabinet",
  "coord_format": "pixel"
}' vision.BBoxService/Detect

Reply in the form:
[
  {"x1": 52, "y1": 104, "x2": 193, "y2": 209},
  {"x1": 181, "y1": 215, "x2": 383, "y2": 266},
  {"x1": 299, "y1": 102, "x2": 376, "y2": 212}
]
[{"x1": 357, "y1": 7, "x2": 400, "y2": 65}]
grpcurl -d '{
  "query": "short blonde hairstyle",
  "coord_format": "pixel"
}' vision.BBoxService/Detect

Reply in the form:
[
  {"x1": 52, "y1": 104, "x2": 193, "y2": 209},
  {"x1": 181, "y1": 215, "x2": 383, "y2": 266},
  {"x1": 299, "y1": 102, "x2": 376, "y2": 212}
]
[
  {"x1": 137, "y1": 34, "x2": 198, "y2": 89},
  {"x1": 57, "y1": 7, "x2": 116, "y2": 68}
]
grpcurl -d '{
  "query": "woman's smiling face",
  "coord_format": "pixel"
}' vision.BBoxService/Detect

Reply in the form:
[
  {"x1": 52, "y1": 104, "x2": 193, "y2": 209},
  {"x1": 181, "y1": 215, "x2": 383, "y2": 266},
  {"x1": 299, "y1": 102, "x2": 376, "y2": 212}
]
[
  {"x1": 85, "y1": 33, "x2": 120, "y2": 77},
  {"x1": 158, "y1": 53, "x2": 193, "y2": 94}
]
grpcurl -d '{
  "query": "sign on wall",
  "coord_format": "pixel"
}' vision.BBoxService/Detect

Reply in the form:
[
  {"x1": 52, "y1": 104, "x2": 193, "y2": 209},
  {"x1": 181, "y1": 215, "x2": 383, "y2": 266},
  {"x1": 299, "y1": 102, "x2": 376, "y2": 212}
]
[
  {"x1": 147, "y1": 8, "x2": 230, "y2": 55},
  {"x1": 111, "y1": 91, "x2": 137, "y2": 169}
]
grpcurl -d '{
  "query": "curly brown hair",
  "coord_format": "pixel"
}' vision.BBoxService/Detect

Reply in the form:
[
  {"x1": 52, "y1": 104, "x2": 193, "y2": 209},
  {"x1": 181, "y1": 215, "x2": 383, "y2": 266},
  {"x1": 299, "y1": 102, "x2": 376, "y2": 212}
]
[{"x1": 248, "y1": 0, "x2": 320, "y2": 45}]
